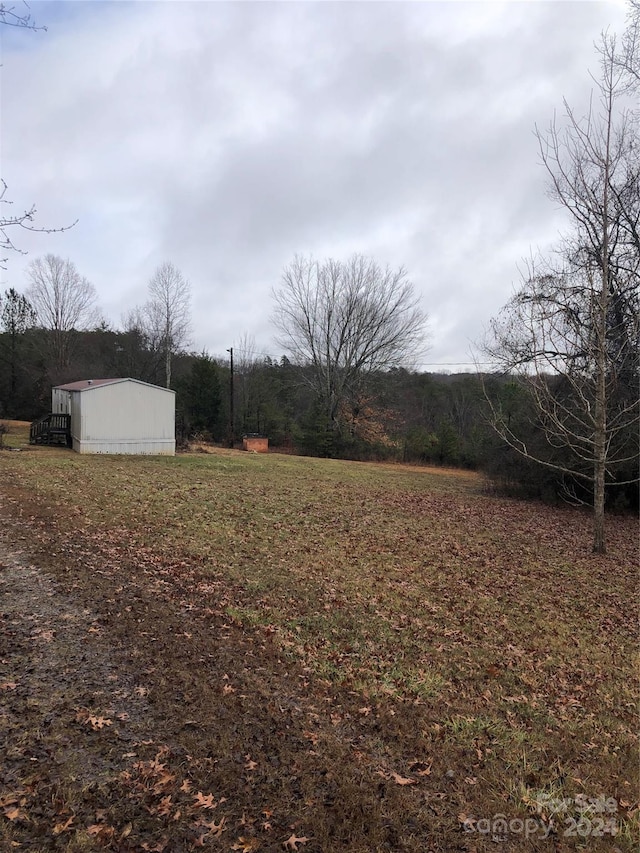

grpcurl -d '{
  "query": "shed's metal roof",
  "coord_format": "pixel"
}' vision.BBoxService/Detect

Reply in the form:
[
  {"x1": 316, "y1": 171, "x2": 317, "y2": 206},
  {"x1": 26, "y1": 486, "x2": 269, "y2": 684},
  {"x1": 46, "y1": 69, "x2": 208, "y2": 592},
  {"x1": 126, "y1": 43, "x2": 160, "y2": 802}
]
[
  {"x1": 54, "y1": 378, "x2": 175, "y2": 394},
  {"x1": 55, "y1": 378, "x2": 121, "y2": 391}
]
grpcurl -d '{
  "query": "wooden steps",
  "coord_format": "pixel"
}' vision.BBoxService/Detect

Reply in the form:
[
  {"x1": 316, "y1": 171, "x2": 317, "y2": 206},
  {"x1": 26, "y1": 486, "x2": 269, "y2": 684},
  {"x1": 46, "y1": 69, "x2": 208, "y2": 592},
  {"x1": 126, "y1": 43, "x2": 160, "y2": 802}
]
[{"x1": 29, "y1": 414, "x2": 71, "y2": 447}]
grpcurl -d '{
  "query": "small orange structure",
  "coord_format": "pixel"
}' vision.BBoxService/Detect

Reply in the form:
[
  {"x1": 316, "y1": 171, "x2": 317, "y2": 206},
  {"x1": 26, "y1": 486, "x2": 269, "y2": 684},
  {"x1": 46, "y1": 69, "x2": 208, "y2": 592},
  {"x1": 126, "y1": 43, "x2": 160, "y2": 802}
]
[{"x1": 242, "y1": 434, "x2": 268, "y2": 453}]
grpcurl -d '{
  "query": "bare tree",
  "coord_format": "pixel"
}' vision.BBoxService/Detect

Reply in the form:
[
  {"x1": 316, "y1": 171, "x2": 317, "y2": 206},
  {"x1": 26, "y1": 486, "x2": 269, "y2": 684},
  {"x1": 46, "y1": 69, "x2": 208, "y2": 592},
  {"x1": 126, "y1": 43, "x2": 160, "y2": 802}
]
[
  {"x1": 234, "y1": 332, "x2": 258, "y2": 373},
  {"x1": 119, "y1": 307, "x2": 165, "y2": 384},
  {"x1": 480, "y1": 30, "x2": 639, "y2": 554},
  {"x1": 0, "y1": 2, "x2": 46, "y2": 30},
  {"x1": 145, "y1": 262, "x2": 192, "y2": 389},
  {"x1": 272, "y1": 254, "x2": 428, "y2": 434},
  {"x1": 617, "y1": 0, "x2": 639, "y2": 84},
  {"x1": 0, "y1": 180, "x2": 75, "y2": 269},
  {"x1": 26, "y1": 254, "x2": 99, "y2": 371},
  {"x1": 233, "y1": 332, "x2": 272, "y2": 435}
]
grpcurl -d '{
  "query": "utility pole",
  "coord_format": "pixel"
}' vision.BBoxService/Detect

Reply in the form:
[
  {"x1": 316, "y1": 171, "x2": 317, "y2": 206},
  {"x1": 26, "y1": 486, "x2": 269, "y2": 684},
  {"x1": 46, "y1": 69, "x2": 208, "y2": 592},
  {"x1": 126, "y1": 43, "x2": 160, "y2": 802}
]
[{"x1": 227, "y1": 347, "x2": 234, "y2": 448}]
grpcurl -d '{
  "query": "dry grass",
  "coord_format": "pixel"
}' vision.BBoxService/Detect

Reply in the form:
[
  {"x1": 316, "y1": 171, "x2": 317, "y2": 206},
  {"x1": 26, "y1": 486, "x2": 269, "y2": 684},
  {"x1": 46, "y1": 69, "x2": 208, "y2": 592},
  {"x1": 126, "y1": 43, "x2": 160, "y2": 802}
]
[
  {"x1": 0, "y1": 427, "x2": 637, "y2": 851},
  {"x1": 0, "y1": 419, "x2": 31, "y2": 450}
]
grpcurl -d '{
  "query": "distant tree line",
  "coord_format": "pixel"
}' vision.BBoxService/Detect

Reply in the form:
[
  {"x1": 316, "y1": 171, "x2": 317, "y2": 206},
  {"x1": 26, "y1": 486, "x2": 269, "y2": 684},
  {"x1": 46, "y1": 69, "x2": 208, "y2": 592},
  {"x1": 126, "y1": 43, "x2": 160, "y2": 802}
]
[{"x1": 0, "y1": 269, "x2": 636, "y2": 514}]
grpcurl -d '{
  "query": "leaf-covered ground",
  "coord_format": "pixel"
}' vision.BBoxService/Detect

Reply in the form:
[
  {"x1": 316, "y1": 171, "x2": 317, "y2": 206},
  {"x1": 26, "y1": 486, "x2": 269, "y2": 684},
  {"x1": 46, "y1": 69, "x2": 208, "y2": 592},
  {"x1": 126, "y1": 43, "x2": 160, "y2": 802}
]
[{"x1": 0, "y1": 425, "x2": 637, "y2": 851}]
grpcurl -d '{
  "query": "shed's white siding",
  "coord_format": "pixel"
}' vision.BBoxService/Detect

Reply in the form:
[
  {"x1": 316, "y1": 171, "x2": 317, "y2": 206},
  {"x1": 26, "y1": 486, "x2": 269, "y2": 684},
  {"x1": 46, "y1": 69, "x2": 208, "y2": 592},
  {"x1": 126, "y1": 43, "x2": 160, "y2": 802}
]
[
  {"x1": 70, "y1": 392, "x2": 82, "y2": 447},
  {"x1": 56, "y1": 379, "x2": 175, "y2": 455}
]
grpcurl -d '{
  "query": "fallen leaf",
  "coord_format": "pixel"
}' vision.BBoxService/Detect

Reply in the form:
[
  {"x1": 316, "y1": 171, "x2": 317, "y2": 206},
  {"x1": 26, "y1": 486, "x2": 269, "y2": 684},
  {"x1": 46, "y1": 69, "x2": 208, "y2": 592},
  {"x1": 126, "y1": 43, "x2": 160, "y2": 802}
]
[
  {"x1": 231, "y1": 837, "x2": 260, "y2": 852},
  {"x1": 52, "y1": 816, "x2": 74, "y2": 834},
  {"x1": 34, "y1": 629, "x2": 55, "y2": 642},
  {"x1": 0, "y1": 792, "x2": 26, "y2": 808},
  {"x1": 75, "y1": 708, "x2": 112, "y2": 730},
  {"x1": 86, "y1": 824, "x2": 115, "y2": 839},
  {"x1": 376, "y1": 769, "x2": 417, "y2": 786},
  {"x1": 4, "y1": 807, "x2": 26, "y2": 821},
  {"x1": 197, "y1": 817, "x2": 226, "y2": 836},
  {"x1": 156, "y1": 796, "x2": 173, "y2": 816},
  {"x1": 152, "y1": 771, "x2": 176, "y2": 793},
  {"x1": 390, "y1": 771, "x2": 417, "y2": 786},
  {"x1": 192, "y1": 791, "x2": 217, "y2": 809},
  {"x1": 88, "y1": 715, "x2": 112, "y2": 730},
  {"x1": 283, "y1": 835, "x2": 309, "y2": 850}
]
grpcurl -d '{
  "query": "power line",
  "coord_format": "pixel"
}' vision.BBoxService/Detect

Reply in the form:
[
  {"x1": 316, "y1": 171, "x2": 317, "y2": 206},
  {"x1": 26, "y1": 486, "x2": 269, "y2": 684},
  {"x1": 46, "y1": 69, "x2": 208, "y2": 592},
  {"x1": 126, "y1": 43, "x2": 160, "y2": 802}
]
[
  {"x1": 413, "y1": 362, "x2": 493, "y2": 367},
  {"x1": 223, "y1": 345, "x2": 494, "y2": 368}
]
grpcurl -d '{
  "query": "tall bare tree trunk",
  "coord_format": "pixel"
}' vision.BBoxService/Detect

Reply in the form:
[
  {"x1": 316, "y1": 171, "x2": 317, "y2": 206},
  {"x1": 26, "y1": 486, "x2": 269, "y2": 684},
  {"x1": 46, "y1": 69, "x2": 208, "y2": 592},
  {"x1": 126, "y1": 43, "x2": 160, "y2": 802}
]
[
  {"x1": 593, "y1": 72, "x2": 613, "y2": 555},
  {"x1": 145, "y1": 262, "x2": 191, "y2": 390},
  {"x1": 593, "y1": 286, "x2": 607, "y2": 552}
]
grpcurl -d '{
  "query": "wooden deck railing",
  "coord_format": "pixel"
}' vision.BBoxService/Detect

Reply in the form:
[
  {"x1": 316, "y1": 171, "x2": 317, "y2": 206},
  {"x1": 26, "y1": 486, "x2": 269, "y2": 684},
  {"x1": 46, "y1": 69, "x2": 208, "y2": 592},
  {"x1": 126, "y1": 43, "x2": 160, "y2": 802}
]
[{"x1": 29, "y1": 413, "x2": 71, "y2": 446}]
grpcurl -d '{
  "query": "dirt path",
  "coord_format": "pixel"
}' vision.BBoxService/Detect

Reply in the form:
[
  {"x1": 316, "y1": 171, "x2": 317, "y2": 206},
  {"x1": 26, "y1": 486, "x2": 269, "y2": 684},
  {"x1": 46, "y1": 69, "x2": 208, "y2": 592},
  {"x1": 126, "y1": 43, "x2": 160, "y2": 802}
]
[
  {"x1": 0, "y1": 523, "x2": 162, "y2": 847},
  {"x1": 0, "y1": 532, "x2": 154, "y2": 749}
]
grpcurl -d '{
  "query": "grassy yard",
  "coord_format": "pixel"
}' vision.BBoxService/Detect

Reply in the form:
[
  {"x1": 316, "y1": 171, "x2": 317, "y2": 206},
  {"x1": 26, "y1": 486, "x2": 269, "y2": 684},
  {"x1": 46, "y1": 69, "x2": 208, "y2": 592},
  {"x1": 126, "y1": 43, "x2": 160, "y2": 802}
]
[{"x1": 0, "y1": 422, "x2": 637, "y2": 851}]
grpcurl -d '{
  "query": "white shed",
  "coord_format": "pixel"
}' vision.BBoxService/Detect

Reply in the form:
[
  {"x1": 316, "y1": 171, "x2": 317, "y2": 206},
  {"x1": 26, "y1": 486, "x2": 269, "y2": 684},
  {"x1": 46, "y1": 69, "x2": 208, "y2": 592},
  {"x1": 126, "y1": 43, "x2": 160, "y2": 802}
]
[{"x1": 52, "y1": 378, "x2": 176, "y2": 455}]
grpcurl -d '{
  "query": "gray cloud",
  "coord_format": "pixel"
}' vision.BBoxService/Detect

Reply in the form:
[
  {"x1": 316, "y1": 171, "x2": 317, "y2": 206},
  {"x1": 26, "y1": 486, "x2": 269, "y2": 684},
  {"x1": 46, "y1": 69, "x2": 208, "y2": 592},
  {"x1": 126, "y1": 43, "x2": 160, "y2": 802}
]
[{"x1": 1, "y1": 0, "x2": 627, "y2": 367}]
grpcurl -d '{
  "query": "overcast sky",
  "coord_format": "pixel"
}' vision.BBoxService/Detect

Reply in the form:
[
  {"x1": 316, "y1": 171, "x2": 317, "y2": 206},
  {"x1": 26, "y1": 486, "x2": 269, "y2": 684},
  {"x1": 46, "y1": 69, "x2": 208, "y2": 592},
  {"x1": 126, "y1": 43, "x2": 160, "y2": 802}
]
[{"x1": 1, "y1": 0, "x2": 630, "y2": 370}]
